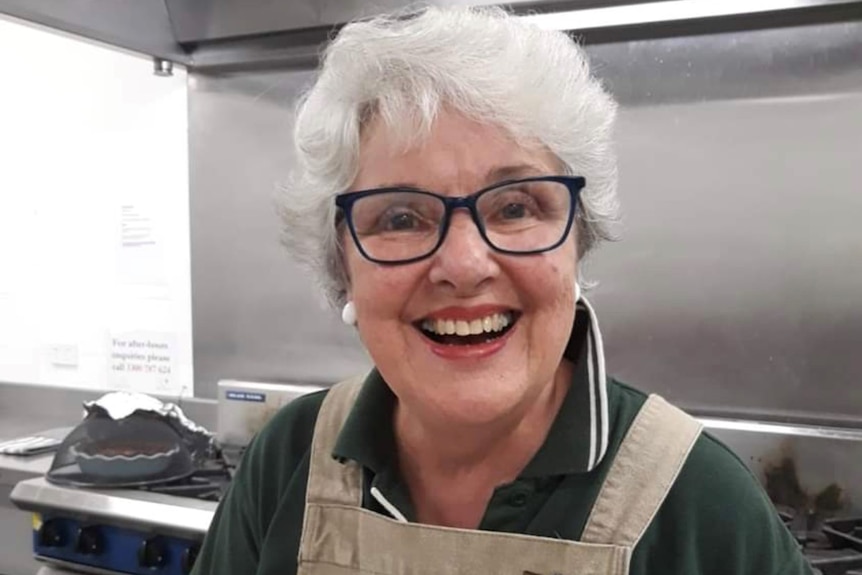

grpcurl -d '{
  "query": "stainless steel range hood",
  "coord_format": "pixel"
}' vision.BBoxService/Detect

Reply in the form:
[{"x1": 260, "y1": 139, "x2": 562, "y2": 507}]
[
  {"x1": 0, "y1": 0, "x2": 189, "y2": 64},
  {"x1": 2, "y1": 0, "x2": 862, "y2": 72}
]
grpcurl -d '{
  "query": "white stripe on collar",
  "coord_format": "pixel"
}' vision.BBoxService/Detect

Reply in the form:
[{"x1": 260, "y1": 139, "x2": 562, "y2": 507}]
[
  {"x1": 579, "y1": 296, "x2": 610, "y2": 472},
  {"x1": 370, "y1": 486, "x2": 408, "y2": 522}
]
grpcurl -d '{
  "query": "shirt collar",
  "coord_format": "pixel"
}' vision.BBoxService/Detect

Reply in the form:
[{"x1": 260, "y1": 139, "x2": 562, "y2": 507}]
[
  {"x1": 332, "y1": 296, "x2": 610, "y2": 476},
  {"x1": 524, "y1": 296, "x2": 610, "y2": 475}
]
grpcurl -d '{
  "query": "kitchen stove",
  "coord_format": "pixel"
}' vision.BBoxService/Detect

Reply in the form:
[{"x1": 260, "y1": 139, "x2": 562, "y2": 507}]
[
  {"x1": 10, "y1": 456, "x2": 232, "y2": 574},
  {"x1": 8, "y1": 375, "x2": 312, "y2": 575},
  {"x1": 782, "y1": 511, "x2": 862, "y2": 575}
]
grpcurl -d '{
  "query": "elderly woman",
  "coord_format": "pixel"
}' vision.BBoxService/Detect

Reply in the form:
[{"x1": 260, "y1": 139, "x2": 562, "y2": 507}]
[{"x1": 193, "y1": 7, "x2": 811, "y2": 575}]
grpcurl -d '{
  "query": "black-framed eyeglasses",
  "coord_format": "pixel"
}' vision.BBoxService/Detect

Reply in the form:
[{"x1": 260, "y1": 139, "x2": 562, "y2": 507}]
[{"x1": 335, "y1": 175, "x2": 585, "y2": 265}]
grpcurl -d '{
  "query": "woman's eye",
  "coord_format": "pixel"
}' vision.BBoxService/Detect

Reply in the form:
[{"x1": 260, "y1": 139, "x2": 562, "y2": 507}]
[
  {"x1": 377, "y1": 209, "x2": 434, "y2": 232},
  {"x1": 386, "y1": 212, "x2": 418, "y2": 230},
  {"x1": 499, "y1": 203, "x2": 528, "y2": 220}
]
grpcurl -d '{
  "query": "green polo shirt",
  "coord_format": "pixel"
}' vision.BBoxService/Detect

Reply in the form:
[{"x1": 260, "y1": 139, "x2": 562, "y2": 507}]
[
  {"x1": 193, "y1": 373, "x2": 811, "y2": 575},
  {"x1": 192, "y1": 304, "x2": 812, "y2": 575}
]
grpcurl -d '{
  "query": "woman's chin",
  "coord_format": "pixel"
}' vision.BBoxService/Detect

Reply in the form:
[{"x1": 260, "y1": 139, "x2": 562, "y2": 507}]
[
  {"x1": 376, "y1": 323, "x2": 538, "y2": 427},
  {"x1": 414, "y1": 378, "x2": 533, "y2": 429}
]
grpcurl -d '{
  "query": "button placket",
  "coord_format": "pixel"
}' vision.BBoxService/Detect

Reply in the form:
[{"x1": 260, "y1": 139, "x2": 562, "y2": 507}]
[{"x1": 510, "y1": 492, "x2": 529, "y2": 507}]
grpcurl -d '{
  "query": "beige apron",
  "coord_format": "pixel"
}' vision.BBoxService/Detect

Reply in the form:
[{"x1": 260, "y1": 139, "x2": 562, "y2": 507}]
[{"x1": 297, "y1": 376, "x2": 702, "y2": 575}]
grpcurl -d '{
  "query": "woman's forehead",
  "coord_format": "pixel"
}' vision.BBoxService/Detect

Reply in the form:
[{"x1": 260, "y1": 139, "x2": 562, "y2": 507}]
[{"x1": 354, "y1": 110, "x2": 558, "y2": 191}]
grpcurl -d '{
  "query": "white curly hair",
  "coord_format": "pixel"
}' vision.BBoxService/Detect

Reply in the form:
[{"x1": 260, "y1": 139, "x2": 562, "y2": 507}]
[{"x1": 279, "y1": 5, "x2": 620, "y2": 309}]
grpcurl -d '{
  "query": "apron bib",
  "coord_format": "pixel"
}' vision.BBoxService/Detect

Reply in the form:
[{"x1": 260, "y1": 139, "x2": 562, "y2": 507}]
[{"x1": 297, "y1": 375, "x2": 702, "y2": 575}]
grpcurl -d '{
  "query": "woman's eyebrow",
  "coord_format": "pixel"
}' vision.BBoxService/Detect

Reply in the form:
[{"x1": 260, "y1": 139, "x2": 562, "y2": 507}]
[
  {"x1": 388, "y1": 184, "x2": 429, "y2": 193},
  {"x1": 484, "y1": 164, "x2": 546, "y2": 183},
  {"x1": 354, "y1": 181, "x2": 425, "y2": 192},
  {"x1": 358, "y1": 164, "x2": 546, "y2": 193}
]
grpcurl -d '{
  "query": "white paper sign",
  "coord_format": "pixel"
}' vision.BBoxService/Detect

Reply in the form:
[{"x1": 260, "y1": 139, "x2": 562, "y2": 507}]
[{"x1": 108, "y1": 332, "x2": 179, "y2": 395}]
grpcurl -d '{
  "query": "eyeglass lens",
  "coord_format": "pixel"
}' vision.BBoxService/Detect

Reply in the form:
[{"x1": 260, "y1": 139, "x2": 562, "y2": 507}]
[{"x1": 349, "y1": 180, "x2": 572, "y2": 262}]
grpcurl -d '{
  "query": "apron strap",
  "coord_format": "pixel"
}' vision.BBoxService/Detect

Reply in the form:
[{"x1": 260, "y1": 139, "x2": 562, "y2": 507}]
[
  {"x1": 303, "y1": 374, "x2": 367, "y2": 507},
  {"x1": 581, "y1": 393, "x2": 703, "y2": 548}
]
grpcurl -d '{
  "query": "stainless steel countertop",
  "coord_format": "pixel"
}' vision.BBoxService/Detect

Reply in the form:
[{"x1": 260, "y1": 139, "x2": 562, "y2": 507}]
[
  {"x1": 0, "y1": 425, "x2": 72, "y2": 487},
  {"x1": 0, "y1": 416, "x2": 66, "y2": 442},
  {"x1": 0, "y1": 450, "x2": 55, "y2": 487}
]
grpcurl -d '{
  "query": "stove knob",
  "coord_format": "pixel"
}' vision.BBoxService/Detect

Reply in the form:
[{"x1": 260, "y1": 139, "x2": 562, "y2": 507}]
[
  {"x1": 181, "y1": 544, "x2": 200, "y2": 574},
  {"x1": 38, "y1": 519, "x2": 66, "y2": 547},
  {"x1": 138, "y1": 537, "x2": 168, "y2": 568},
  {"x1": 75, "y1": 526, "x2": 103, "y2": 555}
]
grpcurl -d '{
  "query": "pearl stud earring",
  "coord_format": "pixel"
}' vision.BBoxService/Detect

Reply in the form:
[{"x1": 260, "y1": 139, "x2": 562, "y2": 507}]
[{"x1": 341, "y1": 301, "x2": 357, "y2": 326}]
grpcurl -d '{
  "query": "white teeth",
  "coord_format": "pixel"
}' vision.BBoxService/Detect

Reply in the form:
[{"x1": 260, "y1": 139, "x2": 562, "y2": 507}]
[
  {"x1": 420, "y1": 312, "x2": 515, "y2": 337},
  {"x1": 469, "y1": 319, "x2": 483, "y2": 335}
]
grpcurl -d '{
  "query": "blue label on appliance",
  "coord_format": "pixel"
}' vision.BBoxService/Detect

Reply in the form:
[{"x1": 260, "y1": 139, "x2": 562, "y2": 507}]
[{"x1": 226, "y1": 390, "x2": 266, "y2": 402}]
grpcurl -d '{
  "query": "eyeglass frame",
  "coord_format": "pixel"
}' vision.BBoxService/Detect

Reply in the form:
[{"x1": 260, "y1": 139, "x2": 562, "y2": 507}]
[{"x1": 334, "y1": 175, "x2": 586, "y2": 265}]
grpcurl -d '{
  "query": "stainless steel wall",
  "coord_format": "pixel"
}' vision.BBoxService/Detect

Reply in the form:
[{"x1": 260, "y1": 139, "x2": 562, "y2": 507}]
[
  {"x1": 586, "y1": 21, "x2": 862, "y2": 424},
  {"x1": 188, "y1": 19, "x2": 862, "y2": 424},
  {"x1": 188, "y1": 71, "x2": 373, "y2": 390}
]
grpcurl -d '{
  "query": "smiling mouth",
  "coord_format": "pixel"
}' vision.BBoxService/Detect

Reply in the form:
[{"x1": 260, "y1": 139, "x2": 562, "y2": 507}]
[{"x1": 415, "y1": 311, "x2": 520, "y2": 345}]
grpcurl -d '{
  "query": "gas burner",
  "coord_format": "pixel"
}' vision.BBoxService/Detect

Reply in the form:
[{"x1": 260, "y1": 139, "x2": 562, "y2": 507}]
[
  {"x1": 780, "y1": 510, "x2": 862, "y2": 575},
  {"x1": 806, "y1": 548, "x2": 862, "y2": 575},
  {"x1": 824, "y1": 518, "x2": 862, "y2": 552}
]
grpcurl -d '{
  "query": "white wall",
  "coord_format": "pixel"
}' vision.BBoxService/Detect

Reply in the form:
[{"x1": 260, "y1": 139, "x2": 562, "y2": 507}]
[{"x1": 0, "y1": 15, "x2": 193, "y2": 396}]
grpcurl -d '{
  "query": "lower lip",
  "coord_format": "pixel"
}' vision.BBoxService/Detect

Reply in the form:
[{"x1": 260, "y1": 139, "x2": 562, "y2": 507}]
[{"x1": 420, "y1": 321, "x2": 517, "y2": 360}]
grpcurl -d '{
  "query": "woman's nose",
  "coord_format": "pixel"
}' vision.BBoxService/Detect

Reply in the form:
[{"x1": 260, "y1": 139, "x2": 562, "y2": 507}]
[{"x1": 427, "y1": 211, "x2": 500, "y2": 292}]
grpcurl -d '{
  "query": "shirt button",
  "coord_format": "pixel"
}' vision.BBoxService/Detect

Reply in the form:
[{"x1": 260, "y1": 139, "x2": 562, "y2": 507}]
[{"x1": 509, "y1": 492, "x2": 528, "y2": 507}]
